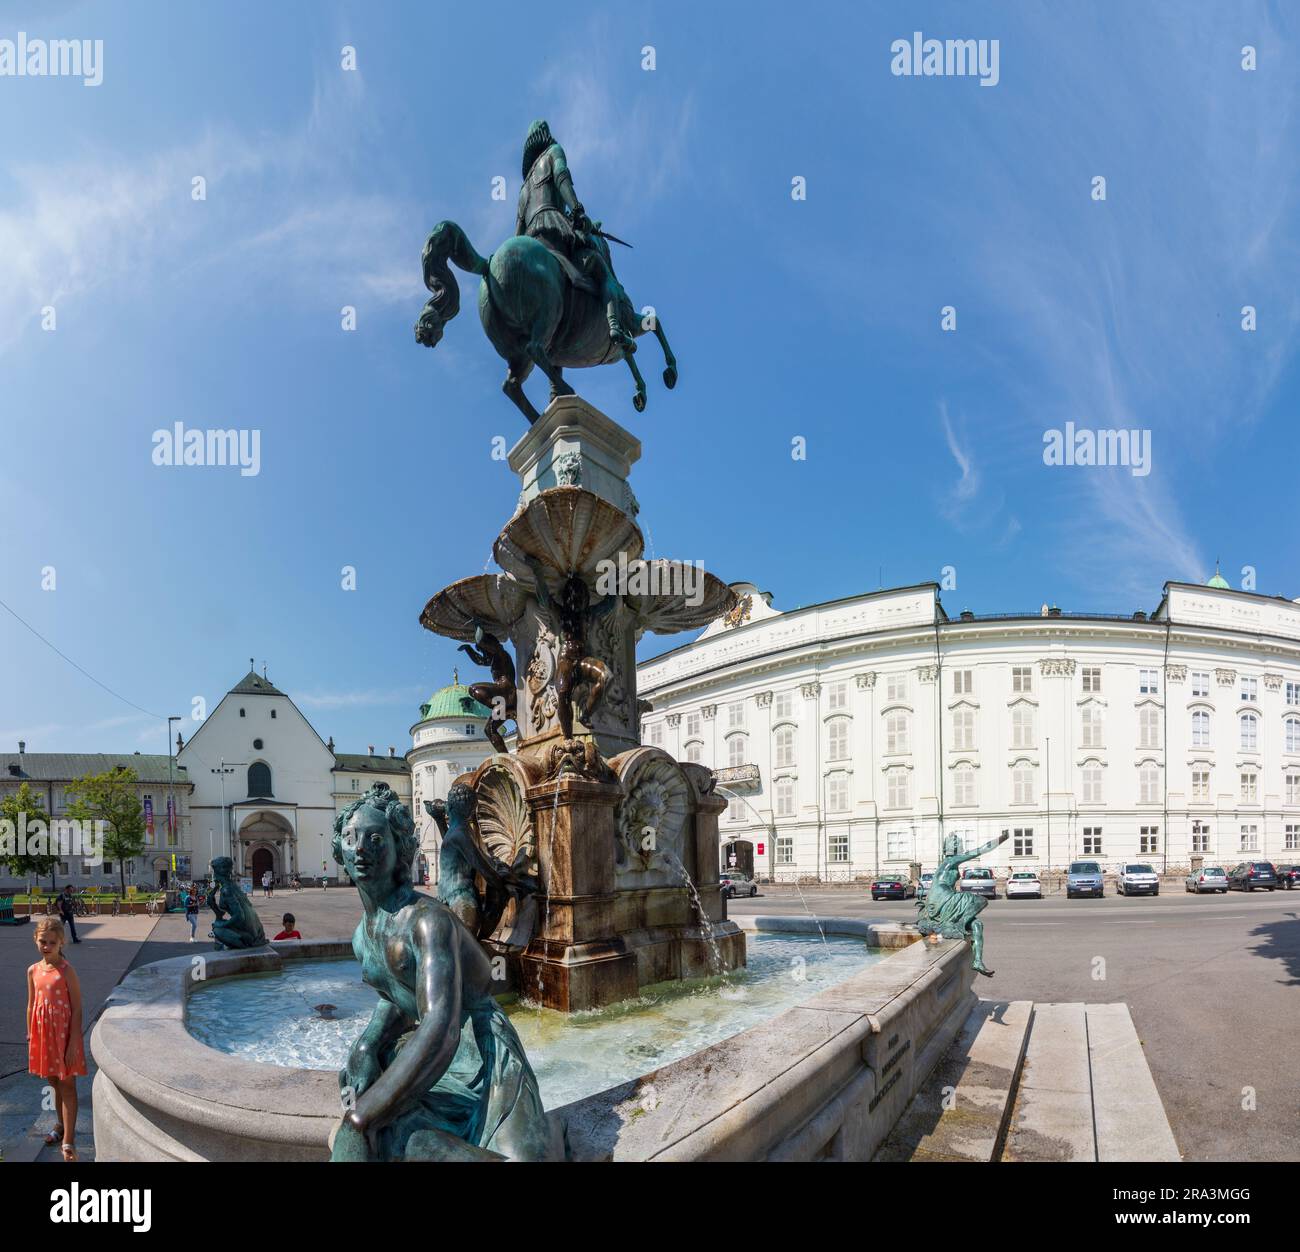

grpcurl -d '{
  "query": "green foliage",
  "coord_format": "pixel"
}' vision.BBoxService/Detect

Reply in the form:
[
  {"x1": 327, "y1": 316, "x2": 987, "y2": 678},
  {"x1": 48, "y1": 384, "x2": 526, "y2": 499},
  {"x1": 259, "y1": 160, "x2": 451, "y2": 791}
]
[
  {"x1": 0, "y1": 782, "x2": 58, "y2": 888},
  {"x1": 66, "y1": 765, "x2": 147, "y2": 897}
]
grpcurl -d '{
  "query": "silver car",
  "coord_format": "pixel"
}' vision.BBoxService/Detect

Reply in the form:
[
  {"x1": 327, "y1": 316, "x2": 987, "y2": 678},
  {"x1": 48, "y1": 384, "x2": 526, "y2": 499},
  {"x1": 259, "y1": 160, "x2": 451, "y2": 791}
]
[
  {"x1": 1117, "y1": 863, "x2": 1160, "y2": 896},
  {"x1": 1066, "y1": 860, "x2": 1104, "y2": 899},
  {"x1": 1185, "y1": 866, "x2": 1228, "y2": 894},
  {"x1": 958, "y1": 867, "x2": 997, "y2": 899}
]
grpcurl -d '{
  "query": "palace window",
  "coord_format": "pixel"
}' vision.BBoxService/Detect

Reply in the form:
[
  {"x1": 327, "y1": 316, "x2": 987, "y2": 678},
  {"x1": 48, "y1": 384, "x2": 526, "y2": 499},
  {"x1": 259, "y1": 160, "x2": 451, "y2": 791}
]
[
  {"x1": 727, "y1": 734, "x2": 747, "y2": 768},
  {"x1": 953, "y1": 669, "x2": 973, "y2": 695},
  {"x1": 1191, "y1": 710, "x2": 1211, "y2": 747},
  {"x1": 1192, "y1": 671, "x2": 1210, "y2": 698},
  {"x1": 685, "y1": 741, "x2": 702, "y2": 764},
  {"x1": 886, "y1": 672, "x2": 908, "y2": 703},
  {"x1": 1240, "y1": 676, "x2": 1257, "y2": 702},
  {"x1": 886, "y1": 829, "x2": 912, "y2": 861},
  {"x1": 1287, "y1": 773, "x2": 1300, "y2": 805},
  {"x1": 1240, "y1": 713, "x2": 1259, "y2": 752},
  {"x1": 1138, "y1": 705, "x2": 1161, "y2": 749},
  {"x1": 1192, "y1": 821, "x2": 1210, "y2": 854},
  {"x1": 1012, "y1": 828, "x2": 1034, "y2": 857},
  {"x1": 1287, "y1": 681, "x2": 1300, "y2": 708},
  {"x1": 827, "y1": 830, "x2": 849, "y2": 863},
  {"x1": 1012, "y1": 666, "x2": 1032, "y2": 694},
  {"x1": 886, "y1": 768, "x2": 909, "y2": 809},
  {"x1": 1286, "y1": 824, "x2": 1300, "y2": 851},
  {"x1": 1082, "y1": 666, "x2": 1102, "y2": 694},
  {"x1": 1240, "y1": 771, "x2": 1257, "y2": 803},
  {"x1": 776, "y1": 835, "x2": 794, "y2": 865},
  {"x1": 1082, "y1": 827, "x2": 1103, "y2": 856},
  {"x1": 1012, "y1": 762, "x2": 1035, "y2": 806},
  {"x1": 647, "y1": 722, "x2": 663, "y2": 746},
  {"x1": 1192, "y1": 768, "x2": 1211, "y2": 802},
  {"x1": 1011, "y1": 705, "x2": 1035, "y2": 749},
  {"x1": 1240, "y1": 824, "x2": 1259, "y2": 852},
  {"x1": 773, "y1": 725, "x2": 795, "y2": 768},
  {"x1": 1139, "y1": 825, "x2": 1159, "y2": 854},
  {"x1": 775, "y1": 777, "x2": 795, "y2": 817},
  {"x1": 827, "y1": 717, "x2": 851, "y2": 761},
  {"x1": 686, "y1": 712, "x2": 701, "y2": 739},
  {"x1": 727, "y1": 798, "x2": 745, "y2": 823},
  {"x1": 1285, "y1": 717, "x2": 1300, "y2": 754},
  {"x1": 952, "y1": 707, "x2": 975, "y2": 751},
  {"x1": 885, "y1": 711, "x2": 909, "y2": 755},
  {"x1": 773, "y1": 693, "x2": 792, "y2": 721},
  {"x1": 728, "y1": 702, "x2": 745, "y2": 730},
  {"x1": 953, "y1": 764, "x2": 975, "y2": 807},
  {"x1": 826, "y1": 681, "x2": 848, "y2": 712},
  {"x1": 1081, "y1": 705, "x2": 1103, "y2": 747},
  {"x1": 1139, "y1": 763, "x2": 1160, "y2": 804},
  {"x1": 1139, "y1": 668, "x2": 1160, "y2": 695},
  {"x1": 825, "y1": 773, "x2": 849, "y2": 812},
  {"x1": 1081, "y1": 763, "x2": 1103, "y2": 805}
]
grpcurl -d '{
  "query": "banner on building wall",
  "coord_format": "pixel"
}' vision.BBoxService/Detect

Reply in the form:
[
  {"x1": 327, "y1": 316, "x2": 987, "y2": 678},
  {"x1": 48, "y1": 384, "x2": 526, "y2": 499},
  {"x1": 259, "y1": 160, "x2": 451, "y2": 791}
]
[
  {"x1": 143, "y1": 796, "x2": 154, "y2": 838},
  {"x1": 166, "y1": 795, "x2": 175, "y2": 836}
]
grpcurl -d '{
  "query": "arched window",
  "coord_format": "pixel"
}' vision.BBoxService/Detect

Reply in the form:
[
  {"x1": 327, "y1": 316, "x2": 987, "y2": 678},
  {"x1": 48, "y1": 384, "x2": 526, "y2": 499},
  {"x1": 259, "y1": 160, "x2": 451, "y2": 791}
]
[
  {"x1": 1191, "y1": 709, "x2": 1211, "y2": 747},
  {"x1": 247, "y1": 762, "x2": 272, "y2": 797},
  {"x1": 685, "y1": 741, "x2": 703, "y2": 764},
  {"x1": 728, "y1": 734, "x2": 747, "y2": 768},
  {"x1": 1012, "y1": 761, "x2": 1035, "y2": 805},
  {"x1": 1139, "y1": 762, "x2": 1161, "y2": 804},
  {"x1": 827, "y1": 717, "x2": 851, "y2": 761},
  {"x1": 1286, "y1": 716, "x2": 1300, "y2": 754},
  {"x1": 953, "y1": 763, "x2": 975, "y2": 806},
  {"x1": 1239, "y1": 713, "x2": 1259, "y2": 752},
  {"x1": 773, "y1": 725, "x2": 796, "y2": 767},
  {"x1": 885, "y1": 711, "x2": 908, "y2": 755},
  {"x1": 1081, "y1": 761, "x2": 1103, "y2": 804}
]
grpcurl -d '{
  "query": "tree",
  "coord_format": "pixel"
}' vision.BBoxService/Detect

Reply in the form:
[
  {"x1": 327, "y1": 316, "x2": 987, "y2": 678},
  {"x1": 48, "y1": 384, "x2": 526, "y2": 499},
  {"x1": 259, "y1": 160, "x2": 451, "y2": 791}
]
[
  {"x1": 66, "y1": 765, "x2": 147, "y2": 897},
  {"x1": 0, "y1": 782, "x2": 58, "y2": 894}
]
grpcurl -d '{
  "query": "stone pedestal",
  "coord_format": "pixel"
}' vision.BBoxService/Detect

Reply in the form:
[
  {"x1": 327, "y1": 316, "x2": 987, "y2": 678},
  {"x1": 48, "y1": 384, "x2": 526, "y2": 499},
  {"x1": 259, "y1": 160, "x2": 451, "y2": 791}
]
[
  {"x1": 508, "y1": 395, "x2": 642, "y2": 518},
  {"x1": 519, "y1": 775, "x2": 638, "y2": 1012}
]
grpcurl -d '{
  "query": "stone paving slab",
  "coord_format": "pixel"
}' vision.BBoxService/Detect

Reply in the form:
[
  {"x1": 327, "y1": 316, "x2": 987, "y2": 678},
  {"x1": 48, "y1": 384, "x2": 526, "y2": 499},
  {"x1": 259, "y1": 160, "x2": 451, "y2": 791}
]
[
  {"x1": 874, "y1": 998, "x2": 1032, "y2": 1162},
  {"x1": 1003, "y1": 1002, "x2": 1096, "y2": 1162},
  {"x1": 1086, "y1": 1002, "x2": 1181, "y2": 1162}
]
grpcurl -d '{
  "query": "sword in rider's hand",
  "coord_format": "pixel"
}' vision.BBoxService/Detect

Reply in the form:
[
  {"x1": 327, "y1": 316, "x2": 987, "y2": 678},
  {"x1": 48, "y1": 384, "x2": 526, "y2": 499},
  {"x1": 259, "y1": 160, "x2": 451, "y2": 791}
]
[{"x1": 576, "y1": 210, "x2": 633, "y2": 248}]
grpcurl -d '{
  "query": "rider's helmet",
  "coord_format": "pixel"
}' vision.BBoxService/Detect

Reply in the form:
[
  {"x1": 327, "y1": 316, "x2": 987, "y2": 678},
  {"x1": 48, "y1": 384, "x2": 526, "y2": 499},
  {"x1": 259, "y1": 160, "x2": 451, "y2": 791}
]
[{"x1": 522, "y1": 119, "x2": 553, "y2": 178}]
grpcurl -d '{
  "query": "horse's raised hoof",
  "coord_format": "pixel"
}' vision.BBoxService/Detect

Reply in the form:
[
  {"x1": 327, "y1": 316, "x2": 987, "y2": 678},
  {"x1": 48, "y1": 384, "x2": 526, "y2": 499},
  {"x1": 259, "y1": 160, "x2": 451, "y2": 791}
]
[
  {"x1": 662, "y1": 366, "x2": 677, "y2": 390},
  {"x1": 633, "y1": 392, "x2": 647, "y2": 413}
]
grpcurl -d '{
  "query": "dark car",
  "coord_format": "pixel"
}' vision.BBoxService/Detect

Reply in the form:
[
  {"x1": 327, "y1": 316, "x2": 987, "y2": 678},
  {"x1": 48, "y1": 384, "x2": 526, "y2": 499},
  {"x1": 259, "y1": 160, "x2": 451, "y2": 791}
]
[
  {"x1": 719, "y1": 871, "x2": 757, "y2": 899},
  {"x1": 1227, "y1": 861, "x2": 1278, "y2": 892},
  {"x1": 1275, "y1": 864, "x2": 1300, "y2": 889},
  {"x1": 871, "y1": 877, "x2": 915, "y2": 901}
]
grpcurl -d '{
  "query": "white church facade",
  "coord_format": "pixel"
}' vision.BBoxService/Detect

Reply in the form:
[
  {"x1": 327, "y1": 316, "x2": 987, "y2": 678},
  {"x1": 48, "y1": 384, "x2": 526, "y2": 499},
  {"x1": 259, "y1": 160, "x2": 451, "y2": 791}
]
[{"x1": 636, "y1": 576, "x2": 1300, "y2": 881}]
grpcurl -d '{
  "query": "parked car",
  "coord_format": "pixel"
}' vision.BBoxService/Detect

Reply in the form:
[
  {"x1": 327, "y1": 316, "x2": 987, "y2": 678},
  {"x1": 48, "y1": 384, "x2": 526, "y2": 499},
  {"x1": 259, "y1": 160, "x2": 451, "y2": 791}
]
[
  {"x1": 1006, "y1": 871, "x2": 1041, "y2": 899},
  {"x1": 916, "y1": 872, "x2": 934, "y2": 900},
  {"x1": 1275, "y1": 864, "x2": 1300, "y2": 889},
  {"x1": 1117, "y1": 863, "x2": 1160, "y2": 896},
  {"x1": 1227, "y1": 862, "x2": 1278, "y2": 892},
  {"x1": 1066, "y1": 861, "x2": 1104, "y2": 899},
  {"x1": 1184, "y1": 866, "x2": 1229, "y2": 894},
  {"x1": 958, "y1": 867, "x2": 997, "y2": 899},
  {"x1": 719, "y1": 871, "x2": 757, "y2": 899},
  {"x1": 871, "y1": 876, "x2": 915, "y2": 901}
]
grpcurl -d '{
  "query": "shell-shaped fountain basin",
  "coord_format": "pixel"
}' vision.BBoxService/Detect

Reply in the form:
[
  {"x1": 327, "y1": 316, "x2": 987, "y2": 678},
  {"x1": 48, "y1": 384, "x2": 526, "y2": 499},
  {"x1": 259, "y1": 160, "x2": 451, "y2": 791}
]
[
  {"x1": 625, "y1": 564, "x2": 738, "y2": 634},
  {"x1": 494, "y1": 486, "x2": 643, "y2": 583},
  {"x1": 419, "y1": 573, "x2": 531, "y2": 641}
]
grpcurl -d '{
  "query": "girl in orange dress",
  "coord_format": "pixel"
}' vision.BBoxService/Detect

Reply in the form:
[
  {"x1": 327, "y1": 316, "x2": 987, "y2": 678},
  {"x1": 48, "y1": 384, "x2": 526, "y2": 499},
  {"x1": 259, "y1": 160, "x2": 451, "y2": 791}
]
[{"x1": 27, "y1": 918, "x2": 86, "y2": 1161}]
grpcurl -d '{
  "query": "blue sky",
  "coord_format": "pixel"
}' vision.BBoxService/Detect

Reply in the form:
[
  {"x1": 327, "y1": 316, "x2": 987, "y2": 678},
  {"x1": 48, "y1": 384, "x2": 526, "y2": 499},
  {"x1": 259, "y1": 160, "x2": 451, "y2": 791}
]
[{"x1": 2, "y1": 0, "x2": 1297, "y2": 758}]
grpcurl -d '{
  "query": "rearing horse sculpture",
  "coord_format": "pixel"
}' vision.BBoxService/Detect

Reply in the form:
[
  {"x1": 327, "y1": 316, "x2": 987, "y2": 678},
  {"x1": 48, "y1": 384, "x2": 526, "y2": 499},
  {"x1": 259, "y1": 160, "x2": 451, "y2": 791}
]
[{"x1": 413, "y1": 220, "x2": 677, "y2": 423}]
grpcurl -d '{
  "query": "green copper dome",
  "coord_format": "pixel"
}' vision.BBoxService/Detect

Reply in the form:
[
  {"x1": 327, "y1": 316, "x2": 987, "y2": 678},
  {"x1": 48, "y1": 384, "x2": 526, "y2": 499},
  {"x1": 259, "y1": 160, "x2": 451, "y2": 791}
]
[
  {"x1": 419, "y1": 682, "x2": 491, "y2": 722},
  {"x1": 1206, "y1": 561, "x2": 1230, "y2": 590}
]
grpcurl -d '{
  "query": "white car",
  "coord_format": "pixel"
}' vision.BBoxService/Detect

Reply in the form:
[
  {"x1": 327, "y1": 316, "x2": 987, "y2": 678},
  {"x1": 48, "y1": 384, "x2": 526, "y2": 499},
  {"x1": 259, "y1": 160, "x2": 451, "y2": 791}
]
[
  {"x1": 1006, "y1": 871, "x2": 1041, "y2": 899},
  {"x1": 1117, "y1": 863, "x2": 1160, "y2": 896}
]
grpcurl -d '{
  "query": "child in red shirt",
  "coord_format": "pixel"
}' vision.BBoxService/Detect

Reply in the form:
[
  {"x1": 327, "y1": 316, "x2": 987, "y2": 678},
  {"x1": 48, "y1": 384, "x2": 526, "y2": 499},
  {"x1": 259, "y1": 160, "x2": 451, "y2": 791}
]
[{"x1": 273, "y1": 913, "x2": 302, "y2": 940}]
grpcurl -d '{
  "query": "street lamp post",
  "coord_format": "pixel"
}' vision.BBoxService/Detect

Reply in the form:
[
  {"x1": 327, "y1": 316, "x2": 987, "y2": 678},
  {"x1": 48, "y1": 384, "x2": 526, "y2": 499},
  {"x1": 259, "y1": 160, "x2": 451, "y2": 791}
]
[
  {"x1": 212, "y1": 761, "x2": 246, "y2": 873},
  {"x1": 167, "y1": 717, "x2": 180, "y2": 883}
]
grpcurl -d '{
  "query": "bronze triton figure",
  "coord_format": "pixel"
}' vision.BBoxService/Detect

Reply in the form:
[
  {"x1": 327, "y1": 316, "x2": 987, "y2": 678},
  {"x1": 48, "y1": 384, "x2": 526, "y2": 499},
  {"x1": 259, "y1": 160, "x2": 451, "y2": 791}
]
[
  {"x1": 414, "y1": 120, "x2": 678, "y2": 422},
  {"x1": 915, "y1": 831, "x2": 1010, "y2": 976},
  {"x1": 207, "y1": 856, "x2": 267, "y2": 950},
  {"x1": 457, "y1": 627, "x2": 517, "y2": 755}
]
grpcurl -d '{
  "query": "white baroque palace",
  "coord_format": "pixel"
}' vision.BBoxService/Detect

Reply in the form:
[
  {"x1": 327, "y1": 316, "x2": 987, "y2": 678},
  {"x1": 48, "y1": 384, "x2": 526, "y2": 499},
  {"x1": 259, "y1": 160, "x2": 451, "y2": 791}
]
[{"x1": 635, "y1": 577, "x2": 1300, "y2": 880}]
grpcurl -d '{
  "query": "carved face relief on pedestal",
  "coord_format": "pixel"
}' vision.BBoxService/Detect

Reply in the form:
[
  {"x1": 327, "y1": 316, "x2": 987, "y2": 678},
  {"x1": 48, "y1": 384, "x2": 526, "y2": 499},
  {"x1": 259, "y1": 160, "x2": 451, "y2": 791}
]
[{"x1": 615, "y1": 753, "x2": 690, "y2": 882}]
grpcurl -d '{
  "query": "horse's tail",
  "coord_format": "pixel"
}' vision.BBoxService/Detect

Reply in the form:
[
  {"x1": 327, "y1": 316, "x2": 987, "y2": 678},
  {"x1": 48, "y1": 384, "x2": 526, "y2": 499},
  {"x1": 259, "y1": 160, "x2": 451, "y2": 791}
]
[{"x1": 420, "y1": 221, "x2": 489, "y2": 324}]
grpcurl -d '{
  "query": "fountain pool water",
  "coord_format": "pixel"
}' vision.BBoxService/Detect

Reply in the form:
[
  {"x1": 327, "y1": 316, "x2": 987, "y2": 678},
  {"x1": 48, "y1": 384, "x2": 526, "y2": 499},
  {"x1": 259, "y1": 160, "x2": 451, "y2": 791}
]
[{"x1": 186, "y1": 933, "x2": 885, "y2": 1110}]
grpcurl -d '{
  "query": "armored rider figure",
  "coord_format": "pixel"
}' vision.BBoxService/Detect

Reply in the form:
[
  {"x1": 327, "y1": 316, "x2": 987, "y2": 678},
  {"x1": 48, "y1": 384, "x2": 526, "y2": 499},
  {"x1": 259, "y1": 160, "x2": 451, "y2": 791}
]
[{"x1": 516, "y1": 118, "x2": 633, "y2": 352}]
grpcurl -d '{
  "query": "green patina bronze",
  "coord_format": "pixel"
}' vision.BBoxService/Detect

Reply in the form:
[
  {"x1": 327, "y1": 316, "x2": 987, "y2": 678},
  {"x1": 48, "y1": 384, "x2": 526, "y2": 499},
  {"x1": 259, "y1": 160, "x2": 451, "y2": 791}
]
[
  {"x1": 330, "y1": 783, "x2": 557, "y2": 1162},
  {"x1": 915, "y1": 831, "x2": 1010, "y2": 976},
  {"x1": 414, "y1": 120, "x2": 678, "y2": 423},
  {"x1": 208, "y1": 856, "x2": 267, "y2": 950}
]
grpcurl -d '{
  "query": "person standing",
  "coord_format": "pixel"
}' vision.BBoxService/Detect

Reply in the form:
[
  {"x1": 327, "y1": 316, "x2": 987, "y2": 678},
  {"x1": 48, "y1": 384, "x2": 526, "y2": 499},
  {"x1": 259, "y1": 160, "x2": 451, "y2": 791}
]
[
  {"x1": 183, "y1": 887, "x2": 200, "y2": 942},
  {"x1": 27, "y1": 918, "x2": 87, "y2": 1161},
  {"x1": 261, "y1": 869, "x2": 272, "y2": 898},
  {"x1": 55, "y1": 885, "x2": 80, "y2": 945}
]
